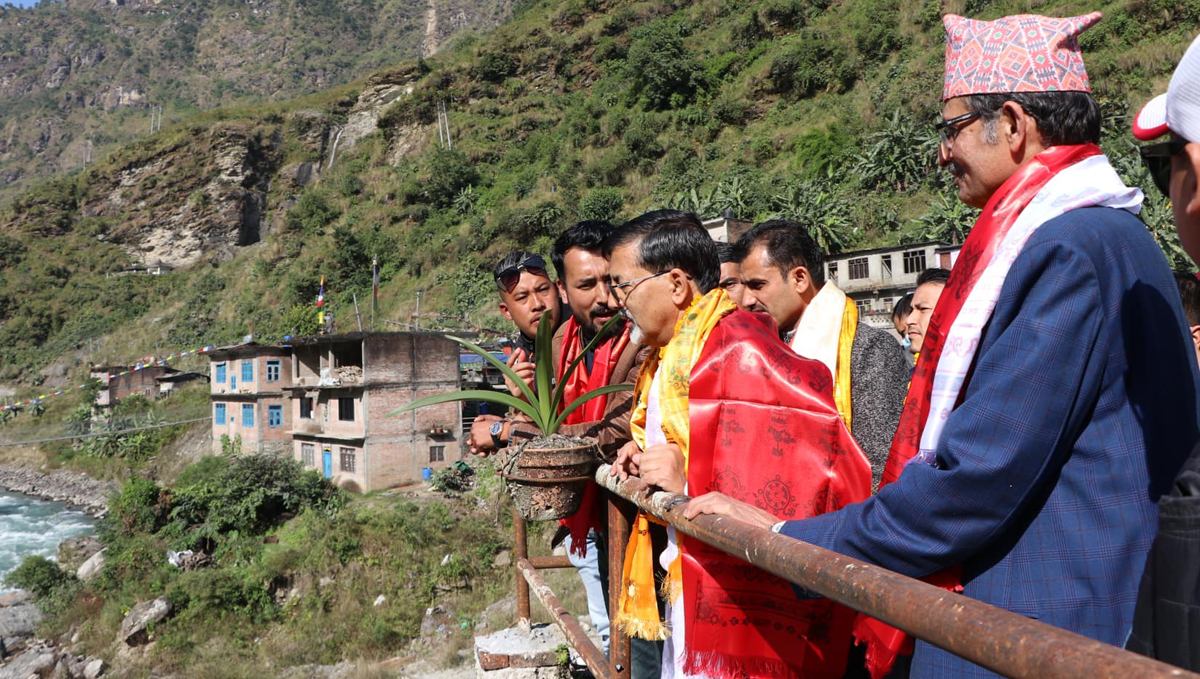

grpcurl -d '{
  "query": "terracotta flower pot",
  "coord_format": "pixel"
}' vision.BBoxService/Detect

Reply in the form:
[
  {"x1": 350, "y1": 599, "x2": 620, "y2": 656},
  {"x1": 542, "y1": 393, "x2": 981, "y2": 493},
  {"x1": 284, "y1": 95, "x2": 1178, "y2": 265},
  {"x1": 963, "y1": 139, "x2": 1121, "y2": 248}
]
[{"x1": 500, "y1": 435, "x2": 599, "y2": 521}]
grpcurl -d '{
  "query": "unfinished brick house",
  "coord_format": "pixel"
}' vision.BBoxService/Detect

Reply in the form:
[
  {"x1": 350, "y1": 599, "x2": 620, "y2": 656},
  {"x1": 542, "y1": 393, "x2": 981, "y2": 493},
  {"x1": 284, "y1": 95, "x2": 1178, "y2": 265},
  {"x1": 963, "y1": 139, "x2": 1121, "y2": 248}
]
[
  {"x1": 287, "y1": 332, "x2": 462, "y2": 492},
  {"x1": 208, "y1": 342, "x2": 293, "y2": 456},
  {"x1": 89, "y1": 364, "x2": 181, "y2": 407}
]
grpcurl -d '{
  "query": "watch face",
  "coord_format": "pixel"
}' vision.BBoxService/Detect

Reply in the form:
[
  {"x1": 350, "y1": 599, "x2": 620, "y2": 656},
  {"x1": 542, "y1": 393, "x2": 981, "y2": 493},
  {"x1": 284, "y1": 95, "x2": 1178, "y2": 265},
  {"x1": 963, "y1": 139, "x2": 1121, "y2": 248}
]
[{"x1": 490, "y1": 420, "x2": 504, "y2": 436}]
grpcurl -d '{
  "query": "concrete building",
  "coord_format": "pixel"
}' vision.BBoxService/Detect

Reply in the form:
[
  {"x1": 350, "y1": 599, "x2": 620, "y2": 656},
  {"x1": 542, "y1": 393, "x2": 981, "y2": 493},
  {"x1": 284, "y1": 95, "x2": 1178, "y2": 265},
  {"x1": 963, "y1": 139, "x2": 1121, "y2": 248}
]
[
  {"x1": 287, "y1": 332, "x2": 462, "y2": 493},
  {"x1": 208, "y1": 343, "x2": 293, "y2": 456},
  {"x1": 702, "y1": 214, "x2": 753, "y2": 244},
  {"x1": 824, "y1": 242, "x2": 962, "y2": 332}
]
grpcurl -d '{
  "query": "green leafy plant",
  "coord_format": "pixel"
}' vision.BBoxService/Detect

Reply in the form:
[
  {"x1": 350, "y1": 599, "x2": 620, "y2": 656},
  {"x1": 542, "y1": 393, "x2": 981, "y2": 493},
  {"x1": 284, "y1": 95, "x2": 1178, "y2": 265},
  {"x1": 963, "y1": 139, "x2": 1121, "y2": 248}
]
[{"x1": 391, "y1": 312, "x2": 631, "y2": 435}]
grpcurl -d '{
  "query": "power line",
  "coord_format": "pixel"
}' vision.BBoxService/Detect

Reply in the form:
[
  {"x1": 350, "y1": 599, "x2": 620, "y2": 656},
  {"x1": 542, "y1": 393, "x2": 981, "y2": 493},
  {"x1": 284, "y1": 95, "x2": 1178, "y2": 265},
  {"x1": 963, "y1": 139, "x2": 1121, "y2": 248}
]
[{"x1": 0, "y1": 417, "x2": 210, "y2": 447}]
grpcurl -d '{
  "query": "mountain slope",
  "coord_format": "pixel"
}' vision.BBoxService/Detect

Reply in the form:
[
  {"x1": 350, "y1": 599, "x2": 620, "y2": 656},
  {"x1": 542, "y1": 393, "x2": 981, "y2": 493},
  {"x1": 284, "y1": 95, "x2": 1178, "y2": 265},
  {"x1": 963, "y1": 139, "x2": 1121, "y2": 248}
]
[
  {"x1": 0, "y1": 0, "x2": 508, "y2": 202},
  {"x1": 0, "y1": 0, "x2": 1195, "y2": 393}
]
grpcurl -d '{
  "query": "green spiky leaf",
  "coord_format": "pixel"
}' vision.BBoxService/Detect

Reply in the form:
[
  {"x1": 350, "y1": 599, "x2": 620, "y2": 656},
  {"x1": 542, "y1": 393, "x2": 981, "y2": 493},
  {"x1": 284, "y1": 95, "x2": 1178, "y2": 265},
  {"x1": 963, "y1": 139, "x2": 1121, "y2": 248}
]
[
  {"x1": 389, "y1": 389, "x2": 545, "y2": 429},
  {"x1": 550, "y1": 383, "x2": 635, "y2": 433},
  {"x1": 550, "y1": 313, "x2": 627, "y2": 417}
]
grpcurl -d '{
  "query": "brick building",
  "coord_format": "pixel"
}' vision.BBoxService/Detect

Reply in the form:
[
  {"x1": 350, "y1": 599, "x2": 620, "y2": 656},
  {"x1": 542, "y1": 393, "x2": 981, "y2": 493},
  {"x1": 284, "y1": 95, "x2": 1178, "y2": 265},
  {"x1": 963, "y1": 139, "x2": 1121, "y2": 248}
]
[
  {"x1": 89, "y1": 364, "x2": 182, "y2": 407},
  {"x1": 287, "y1": 332, "x2": 462, "y2": 493},
  {"x1": 208, "y1": 343, "x2": 293, "y2": 456}
]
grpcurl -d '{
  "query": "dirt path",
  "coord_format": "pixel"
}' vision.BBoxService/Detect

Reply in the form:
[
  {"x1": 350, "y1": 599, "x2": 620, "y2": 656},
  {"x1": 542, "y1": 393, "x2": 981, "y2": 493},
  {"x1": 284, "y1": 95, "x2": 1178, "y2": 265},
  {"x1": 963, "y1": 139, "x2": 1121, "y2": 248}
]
[{"x1": 422, "y1": 0, "x2": 439, "y2": 58}]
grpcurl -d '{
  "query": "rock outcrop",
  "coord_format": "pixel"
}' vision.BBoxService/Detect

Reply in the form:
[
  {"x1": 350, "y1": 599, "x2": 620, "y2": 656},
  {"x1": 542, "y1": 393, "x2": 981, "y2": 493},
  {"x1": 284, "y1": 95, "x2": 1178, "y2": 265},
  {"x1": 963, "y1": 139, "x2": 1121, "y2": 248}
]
[{"x1": 117, "y1": 598, "x2": 171, "y2": 646}]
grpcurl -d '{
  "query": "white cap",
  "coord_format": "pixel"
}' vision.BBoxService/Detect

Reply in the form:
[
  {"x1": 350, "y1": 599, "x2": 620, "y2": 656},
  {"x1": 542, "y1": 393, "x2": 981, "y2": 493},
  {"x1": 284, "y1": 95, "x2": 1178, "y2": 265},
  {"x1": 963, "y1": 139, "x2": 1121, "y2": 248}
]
[{"x1": 1134, "y1": 33, "x2": 1200, "y2": 142}]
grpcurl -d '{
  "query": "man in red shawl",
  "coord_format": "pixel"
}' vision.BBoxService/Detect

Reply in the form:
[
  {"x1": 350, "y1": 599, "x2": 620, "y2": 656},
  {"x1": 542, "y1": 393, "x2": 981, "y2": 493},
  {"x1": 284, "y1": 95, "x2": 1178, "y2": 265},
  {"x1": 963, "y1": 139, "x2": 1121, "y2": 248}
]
[
  {"x1": 606, "y1": 210, "x2": 872, "y2": 679},
  {"x1": 473, "y1": 220, "x2": 650, "y2": 666}
]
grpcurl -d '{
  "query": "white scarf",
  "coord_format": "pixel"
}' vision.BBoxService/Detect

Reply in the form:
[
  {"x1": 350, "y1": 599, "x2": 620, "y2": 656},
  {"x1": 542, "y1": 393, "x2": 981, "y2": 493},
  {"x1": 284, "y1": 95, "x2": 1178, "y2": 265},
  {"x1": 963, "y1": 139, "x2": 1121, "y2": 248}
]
[
  {"x1": 790, "y1": 281, "x2": 849, "y2": 383},
  {"x1": 914, "y1": 154, "x2": 1143, "y2": 464}
]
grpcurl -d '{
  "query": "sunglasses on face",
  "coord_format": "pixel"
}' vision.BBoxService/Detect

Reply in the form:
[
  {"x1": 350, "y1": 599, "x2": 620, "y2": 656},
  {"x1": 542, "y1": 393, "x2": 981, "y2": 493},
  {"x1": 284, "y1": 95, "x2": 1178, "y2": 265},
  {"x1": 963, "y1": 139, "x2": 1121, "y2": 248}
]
[
  {"x1": 495, "y1": 254, "x2": 549, "y2": 292},
  {"x1": 1140, "y1": 140, "x2": 1189, "y2": 197}
]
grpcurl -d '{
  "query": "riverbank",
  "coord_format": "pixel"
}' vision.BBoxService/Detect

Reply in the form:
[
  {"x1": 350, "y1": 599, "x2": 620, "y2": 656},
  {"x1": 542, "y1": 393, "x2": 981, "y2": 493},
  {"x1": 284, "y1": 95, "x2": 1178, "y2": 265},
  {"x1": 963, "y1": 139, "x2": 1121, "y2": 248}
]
[{"x1": 0, "y1": 467, "x2": 114, "y2": 517}]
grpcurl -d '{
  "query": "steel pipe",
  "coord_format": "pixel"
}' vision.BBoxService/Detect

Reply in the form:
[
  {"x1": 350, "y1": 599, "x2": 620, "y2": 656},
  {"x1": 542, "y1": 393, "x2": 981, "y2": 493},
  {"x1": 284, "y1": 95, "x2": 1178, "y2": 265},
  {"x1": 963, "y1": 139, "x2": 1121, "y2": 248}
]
[
  {"x1": 513, "y1": 507, "x2": 530, "y2": 624},
  {"x1": 594, "y1": 464, "x2": 1198, "y2": 679},
  {"x1": 517, "y1": 557, "x2": 613, "y2": 679},
  {"x1": 529, "y1": 555, "x2": 574, "y2": 569}
]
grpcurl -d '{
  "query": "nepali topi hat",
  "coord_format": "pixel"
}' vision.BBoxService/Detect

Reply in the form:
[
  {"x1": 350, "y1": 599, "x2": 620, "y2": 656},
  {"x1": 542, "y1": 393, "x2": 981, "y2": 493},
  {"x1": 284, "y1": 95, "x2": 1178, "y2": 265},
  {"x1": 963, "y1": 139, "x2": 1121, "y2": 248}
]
[{"x1": 942, "y1": 12, "x2": 1102, "y2": 101}]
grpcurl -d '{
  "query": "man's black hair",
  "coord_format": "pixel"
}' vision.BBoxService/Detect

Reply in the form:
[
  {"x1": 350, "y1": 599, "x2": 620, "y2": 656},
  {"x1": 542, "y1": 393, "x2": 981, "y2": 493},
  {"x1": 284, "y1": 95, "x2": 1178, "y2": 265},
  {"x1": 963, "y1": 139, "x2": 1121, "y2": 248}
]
[
  {"x1": 1175, "y1": 271, "x2": 1200, "y2": 327},
  {"x1": 964, "y1": 91, "x2": 1101, "y2": 146},
  {"x1": 715, "y1": 241, "x2": 738, "y2": 265},
  {"x1": 602, "y1": 210, "x2": 719, "y2": 293},
  {"x1": 492, "y1": 251, "x2": 550, "y2": 291},
  {"x1": 733, "y1": 219, "x2": 825, "y2": 287},
  {"x1": 916, "y1": 267, "x2": 952, "y2": 288},
  {"x1": 551, "y1": 221, "x2": 614, "y2": 281},
  {"x1": 892, "y1": 293, "x2": 913, "y2": 321}
]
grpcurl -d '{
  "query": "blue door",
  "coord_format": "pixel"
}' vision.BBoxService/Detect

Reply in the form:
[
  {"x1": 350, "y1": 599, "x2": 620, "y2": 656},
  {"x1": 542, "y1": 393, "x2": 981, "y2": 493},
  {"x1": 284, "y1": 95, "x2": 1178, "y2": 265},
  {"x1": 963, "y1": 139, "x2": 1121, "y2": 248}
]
[{"x1": 322, "y1": 449, "x2": 333, "y2": 479}]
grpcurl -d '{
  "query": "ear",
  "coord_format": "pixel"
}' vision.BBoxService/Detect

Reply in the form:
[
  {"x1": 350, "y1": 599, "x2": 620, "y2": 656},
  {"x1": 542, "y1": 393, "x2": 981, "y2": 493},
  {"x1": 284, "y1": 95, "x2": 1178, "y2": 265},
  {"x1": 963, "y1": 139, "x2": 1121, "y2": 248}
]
[
  {"x1": 1190, "y1": 325, "x2": 1200, "y2": 350},
  {"x1": 1182, "y1": 143, "x2": 1200, "y2": 219},
  {"x1": 668, "y1": 269, "x2": 691, "y2": 306},
  {"x1": 1000, "y1": 101, "x2": 1033, "y2": 157},
  {"x1": 498, "y1": 302, "x2": 513, "y2": 322},
  {"x1": 556, "y1": 279, "x2": 567, "y2": 302},
  {"x1": 790, "y1": 266, "x2": 811, "y2": 295}
]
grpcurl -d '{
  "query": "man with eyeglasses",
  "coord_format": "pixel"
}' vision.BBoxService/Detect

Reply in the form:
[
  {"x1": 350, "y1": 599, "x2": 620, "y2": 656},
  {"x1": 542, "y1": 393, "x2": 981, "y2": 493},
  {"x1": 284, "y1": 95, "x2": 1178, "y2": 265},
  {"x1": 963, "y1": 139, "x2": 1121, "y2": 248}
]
[
  {"x1": 685, "y1": 13, "x2": 1199, "y2": 679},
  {"x1": 1126, "y1": 32, "x2": 1200, "y2": 671},
  {"x1": 605, "y1": 210, "x2": 872, "y2": 679}
]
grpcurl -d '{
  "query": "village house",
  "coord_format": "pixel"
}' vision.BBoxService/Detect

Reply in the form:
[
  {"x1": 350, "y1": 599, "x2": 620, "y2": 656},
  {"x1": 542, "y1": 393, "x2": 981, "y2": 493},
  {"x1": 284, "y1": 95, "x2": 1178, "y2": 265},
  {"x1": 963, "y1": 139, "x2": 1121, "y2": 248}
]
[
  {"x1": 207, "y1": 342, "x2": 293, "y2": 456},
  {"x1": 89, "y1": 364, "x2": 205, "y2": 407},
  {"x1": 287, "y1": 332, "x2": 462, "y2": 493},
  {"x1": 823, "y1": 241, "x2": 962, "y2": 333}
]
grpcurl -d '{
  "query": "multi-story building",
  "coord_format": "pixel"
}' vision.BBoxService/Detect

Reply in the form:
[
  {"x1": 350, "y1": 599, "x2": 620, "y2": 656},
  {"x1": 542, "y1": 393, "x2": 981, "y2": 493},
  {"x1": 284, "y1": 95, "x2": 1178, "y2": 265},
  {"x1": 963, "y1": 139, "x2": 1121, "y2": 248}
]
[
  {"x1": 824, "y1": 242, "x2": 962, "y2": 333},
  {"x1": 287, "y1": 332, "x2": 462, "y2": 493},
  {"x1": 208, "y1": 343, "x2": 293, "y2": 456},
  {"x1": 89, "y1": 364, "x2": 191, "y2": 407}
]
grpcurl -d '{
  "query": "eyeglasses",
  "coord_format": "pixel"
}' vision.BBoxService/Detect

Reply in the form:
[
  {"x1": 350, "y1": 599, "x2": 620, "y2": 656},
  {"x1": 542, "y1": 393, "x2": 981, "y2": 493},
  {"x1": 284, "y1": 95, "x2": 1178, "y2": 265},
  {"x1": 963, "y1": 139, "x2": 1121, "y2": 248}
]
[
  {"x1": 494, "y1": 254, "x2": 549, "y2": 292},
  {"x1": 1140, "y1": 140, "x2": 1189, "y2": 197},
  {"x1": 608, "y1": 270, "x2": 670, "y2": 301},
  {"x1": 934, "y1": 111, "x2": 983, "y2": 148}
]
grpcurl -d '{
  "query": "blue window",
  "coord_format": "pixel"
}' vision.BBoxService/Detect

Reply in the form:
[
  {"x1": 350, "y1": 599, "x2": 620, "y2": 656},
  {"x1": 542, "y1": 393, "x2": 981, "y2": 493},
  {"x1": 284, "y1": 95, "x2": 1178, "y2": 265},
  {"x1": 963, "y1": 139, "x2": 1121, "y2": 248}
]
[
  {"x1": 268, "y1": 405, "x2": 282, "y2": 428},
  {"x1": 266, "y1": 360, "x2": 281, "y2": 383},
  {"x1": 216, "y1": 364, "x2": 226, "y2": 383},
  {"x1": 242, "y1": 404, "x2": 254, "y2": 428},
  {"x1": 242, "y1": 361, "x2": 254, "y2": 383},
  {"x1": 214, "y1": 403, "x2": 226, "y2": 425}
]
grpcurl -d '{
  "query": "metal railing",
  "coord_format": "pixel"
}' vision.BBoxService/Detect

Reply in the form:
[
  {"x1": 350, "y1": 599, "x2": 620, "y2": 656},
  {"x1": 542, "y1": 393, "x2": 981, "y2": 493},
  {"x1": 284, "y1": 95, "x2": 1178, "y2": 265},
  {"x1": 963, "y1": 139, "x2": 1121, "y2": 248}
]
[{"x1": 508, "y1": 463, "x2": 1199, "y2": 679}]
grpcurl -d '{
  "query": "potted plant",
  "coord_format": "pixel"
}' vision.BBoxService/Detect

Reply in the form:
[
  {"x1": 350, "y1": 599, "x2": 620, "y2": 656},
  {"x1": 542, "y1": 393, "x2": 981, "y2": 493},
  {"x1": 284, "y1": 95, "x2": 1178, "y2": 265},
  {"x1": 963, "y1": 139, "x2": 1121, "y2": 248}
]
[{"x1": 392, "y1": 312, "x2": 630, "y2": 520}]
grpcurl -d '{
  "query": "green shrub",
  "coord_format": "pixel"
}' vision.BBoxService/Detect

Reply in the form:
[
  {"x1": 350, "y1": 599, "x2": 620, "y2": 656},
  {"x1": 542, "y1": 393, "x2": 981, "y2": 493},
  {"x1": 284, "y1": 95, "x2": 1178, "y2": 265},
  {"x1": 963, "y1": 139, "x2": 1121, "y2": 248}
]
[
  {"x1": 476, "y1": 52, "x2": 517, "y2": 82},
  {"x1": 103, "y1": 477, "x2": 171, "y2": 538},
  {"x1": 427, "y1": 149, "x2": 480, "y2": 208},
  {"x1": 578, "y1": 188, "x2": 624, "y2": 222},
  {"x1": 626, "y1": 21, "x2": 706, "y2": 109},
  {"x1": 762, "y1": 0, "x2": 807, "y2": 29},
  {"x1": 769, "y1": 33, "x2": 857, "y2": 97},
  {"x1": 5, "y1": 556, "x2": 72, "y2": 597}
]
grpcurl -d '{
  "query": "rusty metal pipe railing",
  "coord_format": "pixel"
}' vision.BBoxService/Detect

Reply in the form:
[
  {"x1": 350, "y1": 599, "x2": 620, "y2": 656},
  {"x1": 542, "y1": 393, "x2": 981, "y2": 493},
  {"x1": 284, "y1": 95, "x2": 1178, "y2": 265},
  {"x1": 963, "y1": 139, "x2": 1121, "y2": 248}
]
[
  {"x1": 529, "y1": 555, "x2": 573, "y2": 569},
  {"x1": 594, "y1": 464, "x2": 1199, "y2": 679},
  {"x1": 517, "y1": 557, "x2": 613, "y2": 679},
  {"x1": 512, "y1": 508, "x2": 531, "y2": 623}
]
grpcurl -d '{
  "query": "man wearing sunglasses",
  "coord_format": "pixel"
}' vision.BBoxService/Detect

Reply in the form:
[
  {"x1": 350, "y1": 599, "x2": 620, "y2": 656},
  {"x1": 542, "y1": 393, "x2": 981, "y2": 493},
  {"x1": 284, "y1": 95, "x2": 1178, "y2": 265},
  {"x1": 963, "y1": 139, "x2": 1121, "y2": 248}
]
[
  {"x1": 686, "y1": 13, "x2": 1199, "y2": 679},
  {"x1": 1127, "y1": 32, "x2": 1200, "y2": 672}
]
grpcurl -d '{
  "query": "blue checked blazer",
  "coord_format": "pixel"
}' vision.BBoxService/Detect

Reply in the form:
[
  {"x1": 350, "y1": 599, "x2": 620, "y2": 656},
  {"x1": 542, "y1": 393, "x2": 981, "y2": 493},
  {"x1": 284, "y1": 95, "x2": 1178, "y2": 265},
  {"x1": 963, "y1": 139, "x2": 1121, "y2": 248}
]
[{"x1": 779, "y1": 206, "x2": 1200, "y2": 678}]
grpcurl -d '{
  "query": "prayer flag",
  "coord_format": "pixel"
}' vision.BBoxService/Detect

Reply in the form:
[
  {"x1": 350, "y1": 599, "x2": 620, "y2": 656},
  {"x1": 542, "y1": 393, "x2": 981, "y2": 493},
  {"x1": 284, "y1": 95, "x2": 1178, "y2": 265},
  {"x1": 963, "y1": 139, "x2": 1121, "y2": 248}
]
[{"x1": 317, "y1": 275, "x2": 325, "y2": 326}]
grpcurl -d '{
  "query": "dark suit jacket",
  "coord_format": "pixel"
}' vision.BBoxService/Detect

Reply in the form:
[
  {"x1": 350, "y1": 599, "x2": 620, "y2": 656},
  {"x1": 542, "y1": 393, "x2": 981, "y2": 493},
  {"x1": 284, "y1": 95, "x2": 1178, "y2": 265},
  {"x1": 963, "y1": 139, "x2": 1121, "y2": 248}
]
[
  {"x1": 511, "y1": 321, "x2": 650, "y2": 460},
  {"x1": 848, "y1": 322, "x2": 909, "y2": 490},
  {"x1": 780, "y1": 207, "x2": 1199, "y2": 678}
]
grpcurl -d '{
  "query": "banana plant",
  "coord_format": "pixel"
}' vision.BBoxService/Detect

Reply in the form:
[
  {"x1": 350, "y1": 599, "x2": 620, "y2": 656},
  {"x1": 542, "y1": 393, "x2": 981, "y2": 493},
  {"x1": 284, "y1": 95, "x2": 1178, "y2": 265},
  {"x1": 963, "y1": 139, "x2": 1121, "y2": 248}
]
[{"x1": 390, "y1": 312, "x2": 631, "y2": 436}]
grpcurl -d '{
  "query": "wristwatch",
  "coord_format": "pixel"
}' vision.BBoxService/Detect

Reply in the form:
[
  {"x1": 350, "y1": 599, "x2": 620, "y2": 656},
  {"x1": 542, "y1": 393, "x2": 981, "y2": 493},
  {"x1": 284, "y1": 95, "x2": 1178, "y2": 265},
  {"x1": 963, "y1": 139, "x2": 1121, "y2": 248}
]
[{"x1": 489, "y1": 419, "x2": 507, "y2": 449}]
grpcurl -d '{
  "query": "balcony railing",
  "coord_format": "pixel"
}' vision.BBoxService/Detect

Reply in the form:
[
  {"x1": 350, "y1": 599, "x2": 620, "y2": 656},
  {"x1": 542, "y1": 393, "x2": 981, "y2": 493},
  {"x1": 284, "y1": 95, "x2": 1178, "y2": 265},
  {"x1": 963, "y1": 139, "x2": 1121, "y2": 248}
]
[{"x1": 507, "y1": 464, "x2": 1199, "y2": 679}]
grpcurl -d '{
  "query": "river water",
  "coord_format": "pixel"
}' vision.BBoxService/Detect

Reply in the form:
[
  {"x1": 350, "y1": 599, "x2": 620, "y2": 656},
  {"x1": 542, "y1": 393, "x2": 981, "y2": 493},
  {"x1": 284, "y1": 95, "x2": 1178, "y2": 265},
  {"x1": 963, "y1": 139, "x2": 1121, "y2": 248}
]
[{"x1": 0, "y1": 490, "x2": 95, "y2": 591}]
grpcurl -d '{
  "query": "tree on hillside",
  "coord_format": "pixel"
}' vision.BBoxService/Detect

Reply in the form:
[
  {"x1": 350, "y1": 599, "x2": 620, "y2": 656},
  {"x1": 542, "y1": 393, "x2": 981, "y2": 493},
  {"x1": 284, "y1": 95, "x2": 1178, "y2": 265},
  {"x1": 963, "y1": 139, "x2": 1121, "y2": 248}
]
[
  {"x1": 770, "y1": 180, "x2": 855, "y2": 253},
  {"x1": 626, "y1": 21, "x2": 706, "y2": 109}
]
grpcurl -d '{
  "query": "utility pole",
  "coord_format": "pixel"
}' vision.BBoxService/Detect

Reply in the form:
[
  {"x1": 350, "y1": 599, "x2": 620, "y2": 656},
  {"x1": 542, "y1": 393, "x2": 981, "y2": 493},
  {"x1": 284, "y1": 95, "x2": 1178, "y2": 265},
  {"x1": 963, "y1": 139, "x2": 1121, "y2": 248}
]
[
  {"x1": 352, "y1": 293, "x2": 363, "y2": 332},
  {"x1": 414, "y1": 289, "x2": 423, "y2": 331},
  {"x1": 437, "y1": 103, "x2": 445, "y2": 149}
]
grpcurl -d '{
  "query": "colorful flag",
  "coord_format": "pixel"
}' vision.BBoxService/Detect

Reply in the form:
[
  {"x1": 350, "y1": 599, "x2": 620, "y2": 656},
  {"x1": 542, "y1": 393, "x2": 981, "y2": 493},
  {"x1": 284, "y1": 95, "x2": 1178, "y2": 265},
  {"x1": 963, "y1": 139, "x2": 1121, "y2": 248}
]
[{"x1": 317, "y1": 276, "x2": 325, "y2": 326}]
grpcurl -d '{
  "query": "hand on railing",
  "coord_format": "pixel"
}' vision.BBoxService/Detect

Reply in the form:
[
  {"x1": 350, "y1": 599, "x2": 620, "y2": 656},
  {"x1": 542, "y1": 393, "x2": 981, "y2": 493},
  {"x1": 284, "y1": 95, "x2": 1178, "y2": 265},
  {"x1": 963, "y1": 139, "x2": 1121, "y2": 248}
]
[
  {"x1": 610, "y1": 441, "x2": 685, "y2": 494},
  {"x1": 683, "y1": 491, "x2": 780, "y2": 530}
]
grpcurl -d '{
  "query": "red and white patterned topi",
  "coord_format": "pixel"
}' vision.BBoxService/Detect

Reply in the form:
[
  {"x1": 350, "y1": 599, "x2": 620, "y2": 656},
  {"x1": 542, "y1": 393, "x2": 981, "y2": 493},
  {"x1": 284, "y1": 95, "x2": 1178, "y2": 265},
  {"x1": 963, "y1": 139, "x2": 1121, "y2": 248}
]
[{"x1": 942, "y1": 12, "x2": 1102, "y2": 101}]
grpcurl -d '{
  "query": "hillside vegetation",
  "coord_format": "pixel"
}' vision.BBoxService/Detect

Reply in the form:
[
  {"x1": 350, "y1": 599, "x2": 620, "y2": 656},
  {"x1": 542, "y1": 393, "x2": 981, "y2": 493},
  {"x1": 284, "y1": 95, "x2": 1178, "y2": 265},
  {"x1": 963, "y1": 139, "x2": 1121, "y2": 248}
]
[{"x1": 0, "y1": 0, "x2": 1196, "y2": 394}]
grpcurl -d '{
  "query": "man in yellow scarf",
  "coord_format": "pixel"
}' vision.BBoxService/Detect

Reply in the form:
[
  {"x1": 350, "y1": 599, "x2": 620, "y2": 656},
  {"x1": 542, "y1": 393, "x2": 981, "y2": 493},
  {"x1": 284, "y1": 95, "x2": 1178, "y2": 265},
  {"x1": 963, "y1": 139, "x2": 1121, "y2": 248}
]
[{"x1": 604, "y1": 210, "x2": 872, "y2": 679}]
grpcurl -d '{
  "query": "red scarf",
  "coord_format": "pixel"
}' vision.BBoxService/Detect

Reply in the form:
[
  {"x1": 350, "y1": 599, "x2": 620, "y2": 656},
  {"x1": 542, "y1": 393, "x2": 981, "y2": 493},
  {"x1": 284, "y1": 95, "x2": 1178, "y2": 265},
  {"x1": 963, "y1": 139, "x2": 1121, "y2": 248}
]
[
  {"x1": 683, "y1": 311, "x2": 873, "y2": 679},
  {"x1": 557, "y1": 315, "x2": 631, "y2": 556},
  {"x1": 856, "y1": 144, "x2": 1103, "y2": 678}
]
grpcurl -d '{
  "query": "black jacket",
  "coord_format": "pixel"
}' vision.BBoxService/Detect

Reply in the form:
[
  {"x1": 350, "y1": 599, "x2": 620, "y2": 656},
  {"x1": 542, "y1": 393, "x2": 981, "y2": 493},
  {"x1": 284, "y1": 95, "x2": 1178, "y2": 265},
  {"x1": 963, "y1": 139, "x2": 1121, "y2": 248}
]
[{"x1": 1127, "y1": 440, "x2": 1200, "y2": 670}]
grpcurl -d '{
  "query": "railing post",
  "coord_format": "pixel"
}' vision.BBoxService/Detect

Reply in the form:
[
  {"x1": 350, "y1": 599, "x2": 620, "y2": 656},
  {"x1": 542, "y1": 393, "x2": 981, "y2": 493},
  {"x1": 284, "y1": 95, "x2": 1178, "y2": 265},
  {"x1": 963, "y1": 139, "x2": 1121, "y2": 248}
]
[
  {"x1": 607, "y1": 491, "x2": 634, "y2": 679},
  {"x1": 513, "y1": 506, "x2": 530, "y2": 625}
]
